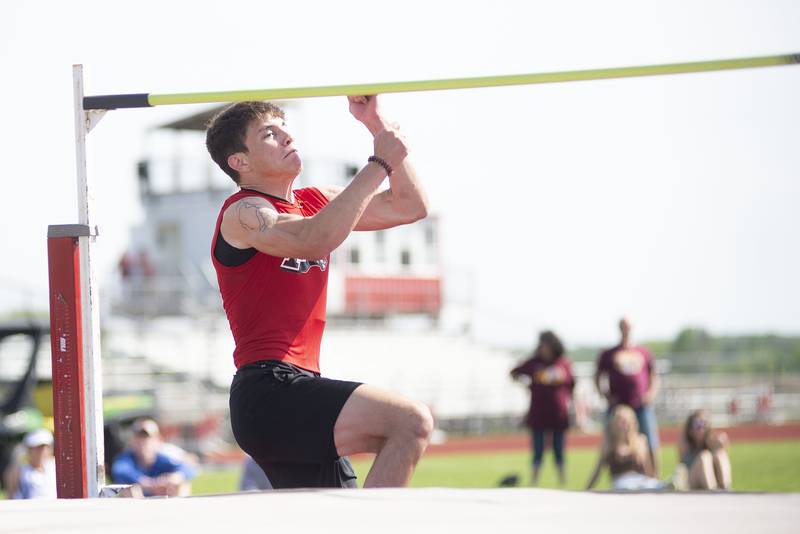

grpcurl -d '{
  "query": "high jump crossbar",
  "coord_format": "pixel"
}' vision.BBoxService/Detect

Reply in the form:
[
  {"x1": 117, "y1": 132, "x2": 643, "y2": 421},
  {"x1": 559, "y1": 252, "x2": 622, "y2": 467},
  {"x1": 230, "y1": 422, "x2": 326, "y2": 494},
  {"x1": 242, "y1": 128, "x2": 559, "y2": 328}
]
[
  {"x1": 83, "y1": 52, "x2": 800, "y2": 110},
  {"x1": 50, "y1": 52, "x2": 798, "y2": 499}
]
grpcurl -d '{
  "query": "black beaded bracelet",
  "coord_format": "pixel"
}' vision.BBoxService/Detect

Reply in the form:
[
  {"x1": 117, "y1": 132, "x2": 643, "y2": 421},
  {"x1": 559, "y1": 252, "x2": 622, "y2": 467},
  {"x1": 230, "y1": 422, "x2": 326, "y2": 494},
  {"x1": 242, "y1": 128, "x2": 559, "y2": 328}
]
[{"x1": 368, "y1": 155, "x2": 393, "y2": 176}]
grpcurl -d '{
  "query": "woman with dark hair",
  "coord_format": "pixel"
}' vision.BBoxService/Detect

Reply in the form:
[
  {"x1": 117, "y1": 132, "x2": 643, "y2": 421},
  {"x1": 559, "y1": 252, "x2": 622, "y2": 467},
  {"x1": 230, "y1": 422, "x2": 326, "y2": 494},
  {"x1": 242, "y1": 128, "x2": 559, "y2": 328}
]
[
  {"x1": 511, "y1": 331, "x2": 575, "y2": 486},
  {"x1": 679, "y1": 410, "x2": 732, "y2": 490}
]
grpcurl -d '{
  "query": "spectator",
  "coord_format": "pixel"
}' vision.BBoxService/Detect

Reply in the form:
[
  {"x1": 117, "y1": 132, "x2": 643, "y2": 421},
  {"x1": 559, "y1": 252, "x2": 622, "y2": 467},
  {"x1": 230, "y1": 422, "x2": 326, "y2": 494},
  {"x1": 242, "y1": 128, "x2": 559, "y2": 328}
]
[
  {"x1": 3, "y1": 429, "x2": 57, "y2": 499},
  {"x1": 679, "y1": 410, "x2": 732, "y2": 490},
  {"x1": 756, "y1": 389, "x2": 773, "y2": 423},
  {"x1": 511, "y1": 331, "x2": 575, "y2": 486},
  {"x1": 727, "y1": 397, "x2": 740, "y2": 421},
  {"x1": 118, "y1": 249, "x2": 156, "y2": 279},
  {"x1": 586, "y1": 405, "x2": 667, "y2": 491},
  {"x1": 111, "y1": 418, "x2": 196, "y2": 497},
  {"x1": 137, "y1": 250, "x2": 156, "y2": 277},
  {"x1": 118, "y1": 251, "x2": 134, "y2": 279},
  {"x1": 239, "y1": 455, "x2": 273, "y2": 491},
  {"x1": 595, "y1": 316, "x2": 660, "y2": 476}
]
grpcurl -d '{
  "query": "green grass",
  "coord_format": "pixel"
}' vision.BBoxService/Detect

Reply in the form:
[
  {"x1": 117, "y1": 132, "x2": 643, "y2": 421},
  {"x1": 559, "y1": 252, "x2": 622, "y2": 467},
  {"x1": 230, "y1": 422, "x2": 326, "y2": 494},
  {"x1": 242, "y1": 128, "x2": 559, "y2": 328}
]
[
  {"x1": 3, "y1": 440, "x2": 791, "y2": 498},
  {"x1": 351, "y1": 441, "x2": 800, "y2": 491},
  {"x1": 190, "y1": 440, "x2": 800, "y2": 495},
  {"x1": 5, "y1": 440, "x2": 792, "y2": 497},
  {"x1": 191, "y1": 467, "x2": 242, "y2": 496}
]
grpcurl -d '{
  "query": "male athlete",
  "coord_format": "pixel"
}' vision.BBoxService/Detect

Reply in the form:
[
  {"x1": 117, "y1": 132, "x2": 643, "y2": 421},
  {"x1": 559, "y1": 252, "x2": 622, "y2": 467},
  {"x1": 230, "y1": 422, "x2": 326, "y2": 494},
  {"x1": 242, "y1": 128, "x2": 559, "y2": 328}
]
[{"x1": 206, "y1": 95, "x2": 432, "y2": 488}]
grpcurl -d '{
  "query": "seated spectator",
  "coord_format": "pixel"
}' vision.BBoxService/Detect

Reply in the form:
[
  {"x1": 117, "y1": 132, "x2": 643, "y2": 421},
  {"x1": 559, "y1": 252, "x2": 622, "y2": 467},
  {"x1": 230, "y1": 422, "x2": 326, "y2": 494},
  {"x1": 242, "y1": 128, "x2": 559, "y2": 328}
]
[
  {"x1": 239, "y1": 455, "x2": 272, "y2": 491},
  {"x1": 679, "y1": 410, "x2": 732, "y2": 490},
  {"x1": 586, "y1": 405, "x2": 668, "y2": 491},
  {"x1": 111, "y1": 418, "x2": 196, "y2": 497},
  {"x1": 3, "y1": 429, "x2": 57, "y2": 499}
]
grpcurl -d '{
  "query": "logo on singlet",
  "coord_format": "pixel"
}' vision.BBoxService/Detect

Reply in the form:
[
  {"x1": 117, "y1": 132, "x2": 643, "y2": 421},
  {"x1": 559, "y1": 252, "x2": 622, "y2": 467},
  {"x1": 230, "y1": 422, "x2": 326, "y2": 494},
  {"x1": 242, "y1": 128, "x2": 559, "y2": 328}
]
[{"x1": 280, "y1": 257, "x2": 328, "y2": 274}]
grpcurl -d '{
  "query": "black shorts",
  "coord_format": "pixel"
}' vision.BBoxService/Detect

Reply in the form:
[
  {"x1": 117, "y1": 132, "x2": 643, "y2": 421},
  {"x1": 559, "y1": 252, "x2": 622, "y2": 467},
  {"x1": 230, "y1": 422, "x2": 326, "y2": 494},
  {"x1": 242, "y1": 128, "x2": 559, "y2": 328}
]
[{"x1": 229, "y1": 360, "x2": 362, "y2": 489}]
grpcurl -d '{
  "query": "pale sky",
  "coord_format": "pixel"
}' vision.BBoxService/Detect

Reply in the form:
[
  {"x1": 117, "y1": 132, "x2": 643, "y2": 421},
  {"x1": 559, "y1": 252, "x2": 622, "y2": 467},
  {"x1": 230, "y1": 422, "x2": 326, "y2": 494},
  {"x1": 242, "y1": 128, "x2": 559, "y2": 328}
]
[{"x1": 1, "y1": 0, "x2": 798, "y2": 348}]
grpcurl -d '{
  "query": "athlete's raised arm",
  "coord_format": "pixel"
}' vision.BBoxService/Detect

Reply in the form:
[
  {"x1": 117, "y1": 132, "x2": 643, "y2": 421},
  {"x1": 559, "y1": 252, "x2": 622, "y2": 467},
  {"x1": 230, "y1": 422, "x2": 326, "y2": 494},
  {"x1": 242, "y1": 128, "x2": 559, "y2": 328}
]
[
  {"x1": 220, "y1": 128, "x2": 408, "y2": 260},
  {"x1": 319, "y1": 95, "x2": 428, "y2": 231}
]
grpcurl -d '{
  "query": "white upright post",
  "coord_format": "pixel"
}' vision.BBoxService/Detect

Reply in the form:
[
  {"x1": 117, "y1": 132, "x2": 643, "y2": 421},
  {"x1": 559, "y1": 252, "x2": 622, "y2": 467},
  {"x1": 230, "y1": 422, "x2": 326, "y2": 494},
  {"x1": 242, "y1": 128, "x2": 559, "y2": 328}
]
[{"x1": 72, "y1": 64, "x2": 105, "y2": 497}]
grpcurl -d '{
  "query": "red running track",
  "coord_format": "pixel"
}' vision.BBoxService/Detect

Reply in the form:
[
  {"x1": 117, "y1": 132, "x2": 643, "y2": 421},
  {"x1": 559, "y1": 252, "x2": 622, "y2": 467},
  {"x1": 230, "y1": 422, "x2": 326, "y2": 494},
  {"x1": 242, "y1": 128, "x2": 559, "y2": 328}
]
[
  {"x1": 423, "y1": 422, "x2": 800, "y2": 456},
  {"x1": 206, "y1": 422, "x2": 800, "y2": 465}
]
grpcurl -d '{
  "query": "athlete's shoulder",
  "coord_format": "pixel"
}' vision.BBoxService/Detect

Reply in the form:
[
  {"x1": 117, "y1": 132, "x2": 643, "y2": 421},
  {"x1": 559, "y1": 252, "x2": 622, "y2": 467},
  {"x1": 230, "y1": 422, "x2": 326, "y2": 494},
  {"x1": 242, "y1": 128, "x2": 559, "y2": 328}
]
[
  {"x1": 218, "y1": 194, "x2": 278, "y2": 250},
  {"x1": 298, "y1": 184, "x2": 341, "y2": 202},
  {"x1": 295, "y1": 186, "x2": 337, "y2": 213},
  {"x1": 222, "y1": 193, "x2": 276, "y2": 215}
]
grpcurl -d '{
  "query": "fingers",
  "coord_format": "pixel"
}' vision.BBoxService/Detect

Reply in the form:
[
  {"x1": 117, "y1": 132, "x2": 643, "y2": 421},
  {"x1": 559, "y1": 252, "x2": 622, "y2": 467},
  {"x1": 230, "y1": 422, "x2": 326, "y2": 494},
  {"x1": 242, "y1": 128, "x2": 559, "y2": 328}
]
[{"x1": 347, "y1": 95, "x2": 371, "y2": 104}]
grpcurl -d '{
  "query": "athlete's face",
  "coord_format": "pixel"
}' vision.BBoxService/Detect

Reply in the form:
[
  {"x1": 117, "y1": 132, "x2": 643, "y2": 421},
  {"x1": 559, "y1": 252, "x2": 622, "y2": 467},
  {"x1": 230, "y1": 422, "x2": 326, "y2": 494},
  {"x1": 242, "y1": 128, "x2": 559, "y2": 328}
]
[{"x1": 238, "y1": 115, "x2": 302, "y2": 180}]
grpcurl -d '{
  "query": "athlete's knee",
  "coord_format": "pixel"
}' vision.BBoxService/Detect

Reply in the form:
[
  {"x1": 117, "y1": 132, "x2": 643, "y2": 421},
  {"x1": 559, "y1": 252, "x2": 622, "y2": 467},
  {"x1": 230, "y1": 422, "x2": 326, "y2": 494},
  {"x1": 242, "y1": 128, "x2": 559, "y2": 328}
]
[
  {"x1": 414, "y1": 402, "x2": 434, "y2": 442},
  {"x1": 399, "y1": 401, "x2": 434, "y2": 445}
]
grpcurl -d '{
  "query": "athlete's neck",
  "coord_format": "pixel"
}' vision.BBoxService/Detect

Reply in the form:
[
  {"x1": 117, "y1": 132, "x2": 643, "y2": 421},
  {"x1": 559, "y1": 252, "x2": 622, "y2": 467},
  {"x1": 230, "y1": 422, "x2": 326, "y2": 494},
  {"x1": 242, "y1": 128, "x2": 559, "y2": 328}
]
[{"x1": 238, "y1": 182, "x2": 294, "y2": 203}]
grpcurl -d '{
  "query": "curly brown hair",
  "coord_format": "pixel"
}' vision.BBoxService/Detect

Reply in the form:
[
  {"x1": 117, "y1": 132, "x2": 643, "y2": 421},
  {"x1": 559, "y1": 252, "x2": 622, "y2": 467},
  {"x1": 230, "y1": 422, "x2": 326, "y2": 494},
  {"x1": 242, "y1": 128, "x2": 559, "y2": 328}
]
[
  {"x1": 205, "y1": 101, "x2": 285, "y2": 183},
  {"x1": 537, "y1": 330, "x2": 566, "y2": 360}
]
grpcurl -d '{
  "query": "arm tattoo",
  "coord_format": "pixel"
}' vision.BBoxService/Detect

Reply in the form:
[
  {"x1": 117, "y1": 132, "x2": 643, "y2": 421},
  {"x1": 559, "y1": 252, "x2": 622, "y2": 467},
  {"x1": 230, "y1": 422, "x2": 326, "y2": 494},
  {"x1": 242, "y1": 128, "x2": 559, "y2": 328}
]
[{"x1": 236, "y1": 199, "x2": 272, "y2": 232}]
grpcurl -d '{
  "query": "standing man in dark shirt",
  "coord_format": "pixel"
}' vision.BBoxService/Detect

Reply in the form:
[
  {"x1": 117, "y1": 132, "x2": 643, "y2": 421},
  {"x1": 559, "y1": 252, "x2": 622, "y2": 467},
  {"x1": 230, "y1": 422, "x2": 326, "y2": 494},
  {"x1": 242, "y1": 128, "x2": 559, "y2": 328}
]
[
  {"x1": 595, "y1": 317, "x2": 660, "y2": 476},
  {"x1": 511, "y1": 331, "x2": 575, "y2": 486}
]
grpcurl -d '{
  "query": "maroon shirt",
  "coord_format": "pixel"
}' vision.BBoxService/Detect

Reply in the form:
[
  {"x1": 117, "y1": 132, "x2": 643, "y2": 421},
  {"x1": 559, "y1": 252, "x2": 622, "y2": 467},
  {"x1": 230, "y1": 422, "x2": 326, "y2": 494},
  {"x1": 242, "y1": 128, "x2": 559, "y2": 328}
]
[
  {"x1": 597, "y1": 345, "x2": 653, "y2": 409},
  {"x1": 512, "y1": 356, "x2": 575, "y2": 431}
]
